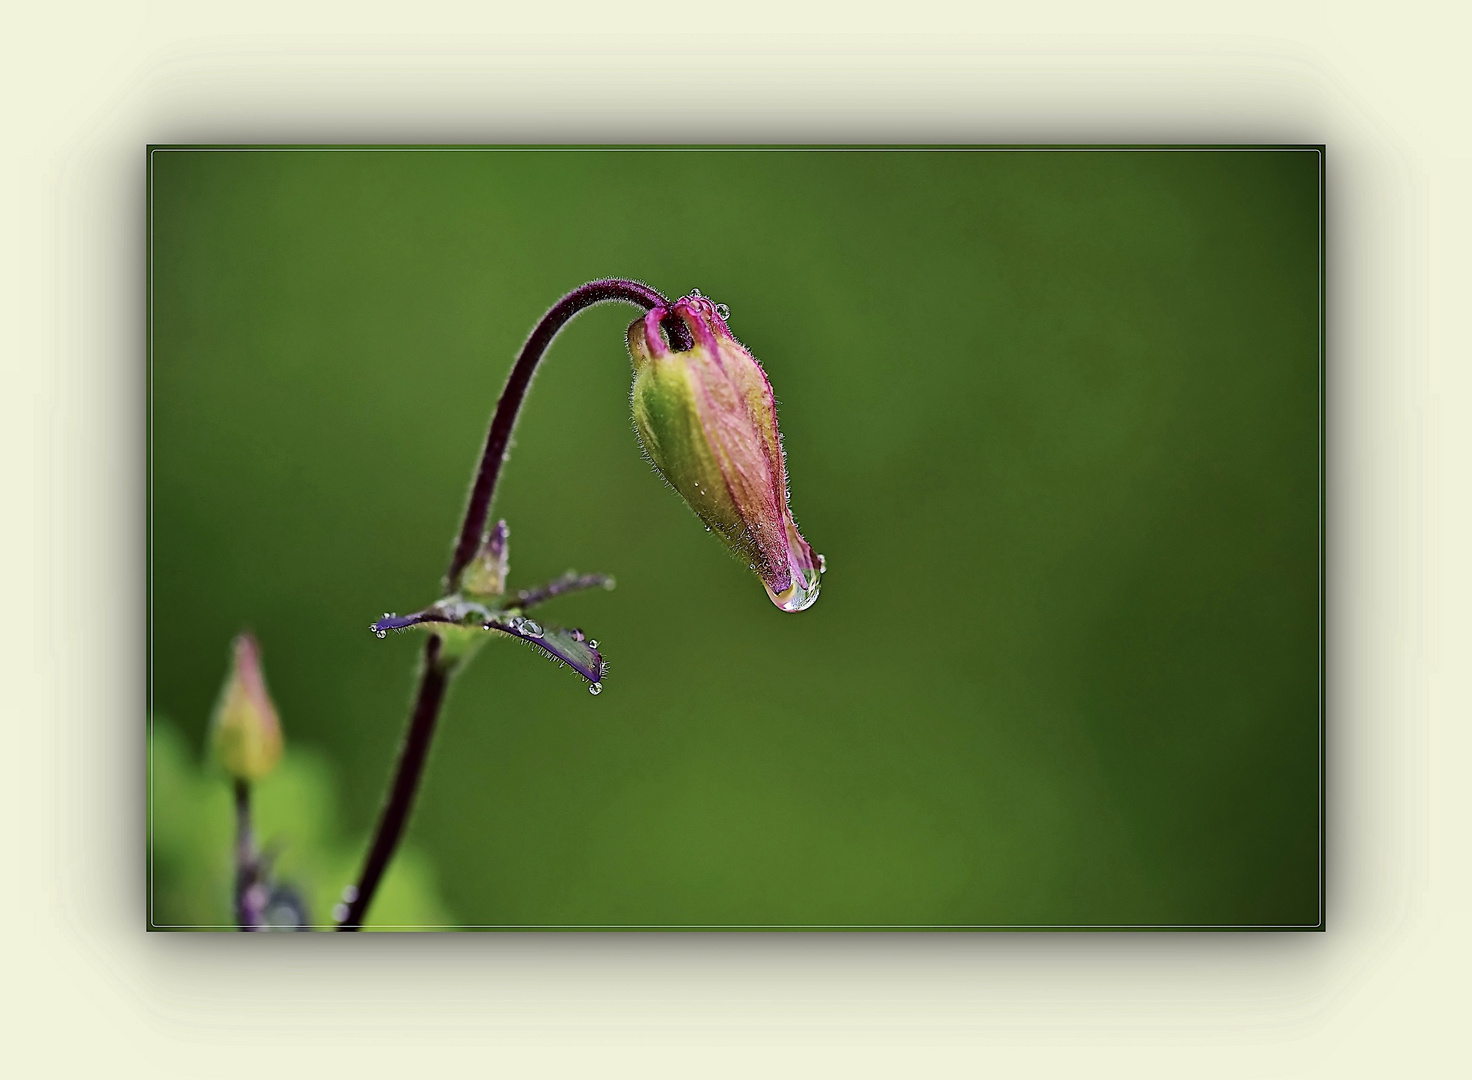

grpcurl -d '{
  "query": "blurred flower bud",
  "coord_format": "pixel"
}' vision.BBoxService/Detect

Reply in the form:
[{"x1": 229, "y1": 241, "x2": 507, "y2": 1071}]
[
  {"x1": 211, "y1": 633, "x2": 283, "y2": 782},
  {"x1": 628, "y1": 292, "x2": 823, "y2": 612}
]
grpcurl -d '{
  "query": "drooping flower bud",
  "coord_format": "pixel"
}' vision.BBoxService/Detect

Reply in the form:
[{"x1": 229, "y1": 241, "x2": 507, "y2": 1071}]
[
  {"x1": 628, "y1": 292, "x2": 823, "y2": 612},
  {"x1": 210, "y1": 633, "x2": 284, "y2": 782}
]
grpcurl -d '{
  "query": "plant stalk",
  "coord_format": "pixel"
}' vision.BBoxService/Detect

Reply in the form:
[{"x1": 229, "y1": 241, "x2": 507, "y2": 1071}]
[
  {"x1": 233, "y1": 779, "x2": 262, "y2": 931},
  {"x1": 337, "y1": 279, "x2": 671, "y2": 930}
]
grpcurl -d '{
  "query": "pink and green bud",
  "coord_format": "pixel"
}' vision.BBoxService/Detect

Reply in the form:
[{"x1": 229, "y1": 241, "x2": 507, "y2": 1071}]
[
  {"x1": 628, "y1": 292, "x2": 823, "y2": 613},
  {"x1": 210, "y1": 633, "x2": 283, "y2": 782}
]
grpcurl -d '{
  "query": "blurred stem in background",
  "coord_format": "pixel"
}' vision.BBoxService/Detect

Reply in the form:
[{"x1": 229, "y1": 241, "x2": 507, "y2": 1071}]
[
  {"x1": 211, "y1": 633, "x2": 298, "y2": 930},
  {"x1": 232, "y1": 779, "x2": 264, "y2": 930},
  {"x1": 337, "y1": 279, "x2": 675, "y2": 929}
]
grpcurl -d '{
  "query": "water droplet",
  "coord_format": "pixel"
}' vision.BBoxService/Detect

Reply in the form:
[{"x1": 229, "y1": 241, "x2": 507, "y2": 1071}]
[
  {"x1": 570, "y1": 629, "x2": 585, "y2": 642},
  {"x1": 765, "y1": 565, "x2": 822, "y2": 613},
  {"x1": 332, "y1": 902, "x2": 349, "y2": 922},
  {"x1": 375, "y1": 630, "x2": 387, "y2": 639},
  {"x1": 589, "y1": 639, "x2": 599, "y2": 649},
  {"x1": 383, "y1": 612, "x2": 391, "y2": 619},
  {"x1": 602, "y1": 577, "x2": 616, "y2": 590},
  {"x1": 716, "y1": 303, "x2": 730, "y2": 319},
  {"x1": 483, "y1": 621, "x2": 493, "y2": 630},
  {"x1": 588, "y1": 682, "x2": 603, "y2": 696},
  {"x1": 690, "y1": 288, "x2": 701, "y2": 297},
  {"x1": 342, "y1": 885, "x2": 358, "y2": 903},
  {"x1": 817, "y1": 554, "x2": 827, "y2": 573},
  {"x1": 523, "y1": 620, "x2": 544, "y2": 638},
  {"x1": 749, "y1": 563, "x2": 755, "y2": 570}
]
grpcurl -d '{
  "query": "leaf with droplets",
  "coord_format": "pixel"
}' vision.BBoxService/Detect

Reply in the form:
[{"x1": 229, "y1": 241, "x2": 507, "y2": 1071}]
[
  {"x1": 485, "y1": 616, "x2": 605, "y2": 684},
  {"x1": 370, "y1": 595, "x2": 606, "y2": 688}
]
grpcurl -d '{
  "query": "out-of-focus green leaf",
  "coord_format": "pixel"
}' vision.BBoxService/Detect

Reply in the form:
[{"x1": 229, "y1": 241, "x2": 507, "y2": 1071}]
[{"x1": 148, "y1": 717, "x2": 456, "y2": 931}]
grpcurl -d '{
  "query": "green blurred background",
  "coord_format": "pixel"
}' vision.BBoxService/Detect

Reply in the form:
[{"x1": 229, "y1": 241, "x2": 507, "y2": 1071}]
[{"x1": 148, "y1": 148, "x2": 1321, "y2": 928}]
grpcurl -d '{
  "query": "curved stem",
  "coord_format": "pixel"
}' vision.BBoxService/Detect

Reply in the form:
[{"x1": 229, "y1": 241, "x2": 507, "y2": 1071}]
[
  {"x1": 337, "y1": 279, "x2": 671, "y2": 931},
  {"x1": 445, "y1": 278, "x2": 678, "y2": 591}
]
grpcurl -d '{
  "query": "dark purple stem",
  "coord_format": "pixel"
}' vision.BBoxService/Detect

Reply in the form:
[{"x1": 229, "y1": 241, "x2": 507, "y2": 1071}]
[
  {"x1": 337, "y1": 636, "x2": 447, "y2": 930},
  {"x1": 338, "y1": 279, "x2": 671, "y2": 931}
]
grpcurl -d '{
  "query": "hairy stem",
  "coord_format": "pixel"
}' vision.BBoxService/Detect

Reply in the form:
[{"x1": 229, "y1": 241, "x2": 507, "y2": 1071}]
[
  {"x1": 337, "y1": 279, "x2": 671, "y2": 930},
  {"x1": 445, "y1": 278, "x2": 681, "y2": 591}
]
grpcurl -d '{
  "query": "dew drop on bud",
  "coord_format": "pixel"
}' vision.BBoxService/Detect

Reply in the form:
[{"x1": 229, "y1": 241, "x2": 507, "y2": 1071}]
[
  {"x1": 690, "y1": 288, "x2": 701, "y2": 297},
  {"x1": 765, "y1": 564, "x2": 822, "y2": 612},
  {"x1": 589, "y1": 682, "x2": 603, "y2": 696},
  {"x1": 589, "y1": 639, "x2": 598, "y2": 648},
  {"x1": 818, "y1": 554, "x2": 828, "y2": 573},
  {"x1": 716, "y1": 304, "x2": 730, "y2": 319},
  {"x1": 523, "y1": 620, "x2": 544, "y2": 638},
  {"x1": 375, "y1": 630, "x2": 387, "y2": 639}
]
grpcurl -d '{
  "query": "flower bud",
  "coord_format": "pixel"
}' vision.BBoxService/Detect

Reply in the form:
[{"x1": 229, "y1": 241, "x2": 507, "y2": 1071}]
[
  {"x1": 210, "y1": 633, "x2": 283, "y2": 782},
  {"x1": 459, "y1": 519, "x2": 509, "y2": 598},
  {"x1": 628, "y1": 292, "x2": 823, "y2": 612}
]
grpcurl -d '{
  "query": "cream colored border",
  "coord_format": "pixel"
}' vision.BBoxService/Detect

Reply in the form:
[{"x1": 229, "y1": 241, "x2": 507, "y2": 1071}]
[{"x1": 10, "y1": 1, "x2": 1467, "y2": 1075}]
